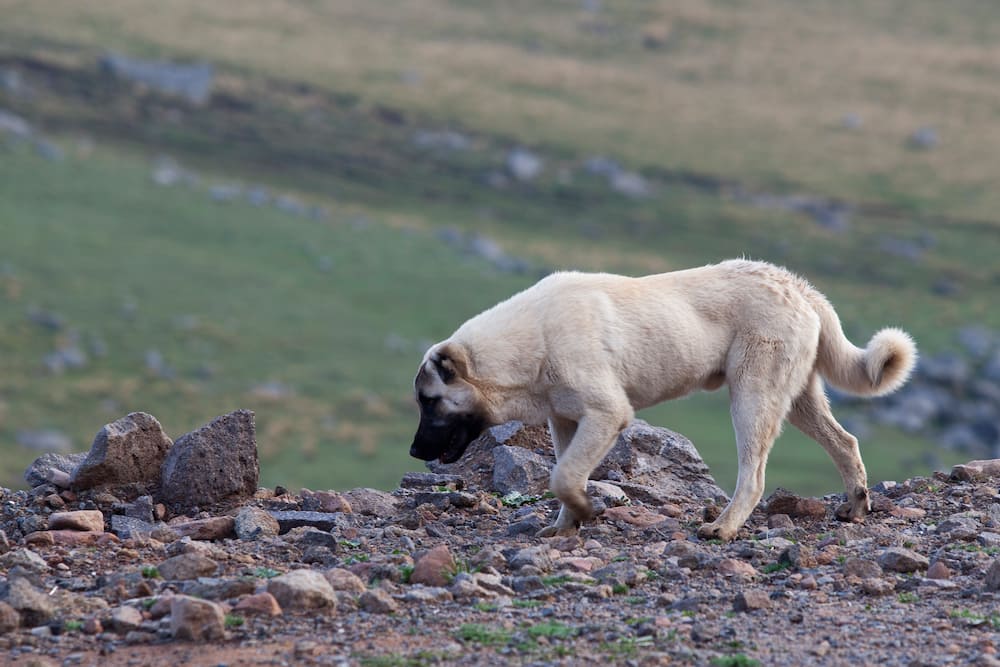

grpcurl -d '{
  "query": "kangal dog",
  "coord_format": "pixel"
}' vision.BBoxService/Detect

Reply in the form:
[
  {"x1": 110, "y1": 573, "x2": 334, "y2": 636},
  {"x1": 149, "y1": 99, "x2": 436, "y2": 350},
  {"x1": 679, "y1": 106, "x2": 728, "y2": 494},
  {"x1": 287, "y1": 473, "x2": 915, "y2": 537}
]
[{"x1": 409, "y1": 259, "x2": 916, "y2": 540}]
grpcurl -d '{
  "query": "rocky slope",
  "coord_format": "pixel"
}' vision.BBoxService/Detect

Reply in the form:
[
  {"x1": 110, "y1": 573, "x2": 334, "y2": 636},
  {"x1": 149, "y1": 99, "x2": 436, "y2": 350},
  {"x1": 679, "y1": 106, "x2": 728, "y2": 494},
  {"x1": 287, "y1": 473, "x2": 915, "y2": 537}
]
[{"x1": 1, "y1": 413, "x2": 999, "y2": 666}]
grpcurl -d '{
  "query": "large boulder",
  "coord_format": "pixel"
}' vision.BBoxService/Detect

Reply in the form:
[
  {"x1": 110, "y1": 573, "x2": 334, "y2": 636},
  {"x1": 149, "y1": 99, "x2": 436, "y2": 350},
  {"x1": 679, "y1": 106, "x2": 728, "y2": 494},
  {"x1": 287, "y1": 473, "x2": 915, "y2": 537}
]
[
  {"x1": 158, "y1": 410, "x2": 258, "y2": 513},
  {"x1": 428, "y1": 419, "x2": 727, "y2": 505},
  {"x1": 70, "y1": 412, "x2": 173, "y2": 490}
]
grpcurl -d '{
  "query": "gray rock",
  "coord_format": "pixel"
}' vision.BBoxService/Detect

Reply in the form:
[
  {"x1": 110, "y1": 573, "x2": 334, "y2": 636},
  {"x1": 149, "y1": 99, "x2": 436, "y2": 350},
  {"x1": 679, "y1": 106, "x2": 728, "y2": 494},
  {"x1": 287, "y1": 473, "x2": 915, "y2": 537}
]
[
  {"x1": 16, "y1": 429, "x2": 73, "y2": 453},
  {"x1": 492, "y1": 445, "x2": 551, "y2": 496},
  {"x1": 340, "y1": 488, "x2": 399, "y2": 517},
  {"x1": 0, "y1": 549, "x2": 48, "y2": 574},
  {"x1": 919, "y1": 353, "x2": 970, "y2": 387},
  {"x1": 508, "y1": 546, "x2": 553, "y2": 573},
  {"x1": 268, "y1": 511, "x2": 348, "y2": 534},
  {"x1": 70, "y1": 412, "x2": 173, "y2": 490},
  {"x1": 124, "y1": 495, "x2": 155, "y2": 523},
  {"x1": 412, "y1": 130, "x2": 470, "y2": 152},
  {"x1": 0, "y1": 108, "x2": 31, "y2": 138},
  {"x1": 181, "y1": 577, "x2": 256, "y2": 601},
  {"x1": 267, "y1": 570, "x2": 337, "y2": 611},
  {"x1": 733, "y1": 590, "x2": 771, "y2": 612},
  {"x1": 877, "y1": 547, "x2": 929, "y2": 573},
  {"x1": 956, "y1": 326, "x2": 995, "y2": 358},
  {"x1": 159, "y1": 410, "x2": 258, "y2": 512},
  {"x1": 843, "y1": 557, "x2": 882, "y2": 579},
  {"x1": 358, "y1": 588, "x2": 398, "y2": 614},
  {"x1": 907, "y1": 126, "x2": 938, "y2": 150},
  {"x1": 610, "y1": 171, "x2": 651, "y2": 198},
  {"x1": 506, "y1": 147, "x2": 543, "y2": 182},
  {"x1": 110, "y1": 515, "x2": 158, "y2": 540},
  {"x1": 0, "y1": 601, "x2": 18, "y2": 634},
  {"x1": 935, "y1": 516, "x2": 979, "y2": 540},
  {"x1": 109, "y1": 605, "x2": 144, "y2": 633},
  {"x1": 398, "y1": 472, "x2": 464, "y2": 490},
  {"x1": 99, "y1": 53, "x2": 214, "y2": 105},
  {"x1": 985, "y1": 558, "x2": 1000, "y2": 591},
  {"x1": 23, "y1": 452, "x2": 86, "y2": 488},
  {"x1": 4, "y1": 577, "x2": 54, "y2": 627},
  {"x1": 170, "y1": 595, "x2": 226, "y2": 640},
  {"x1": 235, "y1": 506, "x2": 281, "y2": 540}
]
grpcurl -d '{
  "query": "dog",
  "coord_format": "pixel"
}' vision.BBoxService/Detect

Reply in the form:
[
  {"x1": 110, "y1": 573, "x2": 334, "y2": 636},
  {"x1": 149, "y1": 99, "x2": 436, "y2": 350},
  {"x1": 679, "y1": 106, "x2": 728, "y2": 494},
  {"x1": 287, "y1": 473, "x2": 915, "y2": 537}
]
[{"x1": 409, "y1": 259, "x2": 916, "y2": 541}]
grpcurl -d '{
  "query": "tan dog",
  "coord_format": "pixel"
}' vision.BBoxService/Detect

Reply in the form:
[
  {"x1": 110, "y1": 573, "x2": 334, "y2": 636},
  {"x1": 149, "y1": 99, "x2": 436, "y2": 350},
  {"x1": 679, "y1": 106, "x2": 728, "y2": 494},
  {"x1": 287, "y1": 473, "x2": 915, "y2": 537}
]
[{"x1": 410, "y1": 259, "x2": 916, "y2": 540}]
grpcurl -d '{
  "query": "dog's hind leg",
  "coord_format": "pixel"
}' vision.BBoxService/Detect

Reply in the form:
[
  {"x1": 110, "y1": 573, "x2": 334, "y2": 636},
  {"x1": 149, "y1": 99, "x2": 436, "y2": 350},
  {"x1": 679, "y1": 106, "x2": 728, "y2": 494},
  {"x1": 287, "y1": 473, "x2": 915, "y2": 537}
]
[
  {"x1": 789, "y1": 373, "x2": 870, "y2": 522},
  {"x1": 699, "y1": 342, "x2": 798, "y2": 541},
  {"x1": 548, "y1": 416, "x2": 578, "y2": 461},
  {"x1": 538, "y1": 411, "x2": 626, "y2": 538}
]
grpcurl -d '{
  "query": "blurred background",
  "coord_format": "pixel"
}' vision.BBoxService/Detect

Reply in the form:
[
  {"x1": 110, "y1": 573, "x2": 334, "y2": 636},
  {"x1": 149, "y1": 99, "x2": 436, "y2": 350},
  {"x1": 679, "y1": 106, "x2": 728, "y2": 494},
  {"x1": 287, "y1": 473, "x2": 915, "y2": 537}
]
[{"x1": 1, "y1": 1, "x2": 999, "y2": 495}]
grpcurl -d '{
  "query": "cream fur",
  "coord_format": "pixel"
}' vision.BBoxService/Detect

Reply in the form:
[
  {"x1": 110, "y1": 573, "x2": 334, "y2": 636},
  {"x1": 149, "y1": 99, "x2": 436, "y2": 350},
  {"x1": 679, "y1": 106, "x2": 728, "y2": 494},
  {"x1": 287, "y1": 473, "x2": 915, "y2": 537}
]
[{"x1": 420, "y1": 259, "x2": 917, "y2": 540}]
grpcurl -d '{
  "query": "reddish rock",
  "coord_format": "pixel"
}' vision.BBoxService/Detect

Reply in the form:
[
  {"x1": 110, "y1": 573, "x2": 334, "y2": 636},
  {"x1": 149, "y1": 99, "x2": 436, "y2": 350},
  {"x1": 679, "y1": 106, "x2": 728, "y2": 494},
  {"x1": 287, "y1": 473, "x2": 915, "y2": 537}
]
[
  {"x1": 951, "y1": 459, "x2": 1000, "y2": 482},
  {"x1": 861, "y1": 578, "x2": 895, "y2": 596},
  {"x1": 926, "y1": 561, "x2": 951, "y2": 580},
  {"x1": 70, "y1": 412, "x2": 173, "y2": 490},
  {"x1": 409, "y1": 545, "x2": 455, "y2": 587},
  {"x1": 717, "y1": 558, "x2": 758, "y2": 579},
  {"x1": 0, "y1": 601, "x2": 19, "y2": 634},
  {"x1": 157, "y1": 553, "x2": 219, "y2": 580},
  {"x1": 48, "y1": 510, "x2": 104, "y2": 532},
  {"x1": 170, "y1": 516, "x2": 236, "y2": 541},
  {"x1": 24, "y1": 530, "x2": 109, "y2": 547},
  {"x1": 602, "y1": 505, "x2": 671, "y2": 528},
  {"x1": 324, "y1": 568, "x2": 367, "y2": 594},
  {"x1": 302, "y1": 490, "x2": 353, "y2": 514},
  {"x1": 733, "y1": 590, "x2": 771, "y2": 612},
  {"x1": 82, "y1": 617, "x2": 102, "y2": 635},
  {"x1": 890, "y1": 507, "x2": 926, "y2": 520},
  {"x1": 267, "y1": 570, "x2": 337, "y2": 611},
  {"x1": 877, "y1": 547, "x2": 929, "y2": 573},
  {"x1": 170, "y1": 595, "x2": 226, "y2": 640},
  {"x1": 765, "y1": 491, "x2": 827, "y2": 519},
  {"x1": 234, "y1": 593, "x2": 282, "y2": 617}
]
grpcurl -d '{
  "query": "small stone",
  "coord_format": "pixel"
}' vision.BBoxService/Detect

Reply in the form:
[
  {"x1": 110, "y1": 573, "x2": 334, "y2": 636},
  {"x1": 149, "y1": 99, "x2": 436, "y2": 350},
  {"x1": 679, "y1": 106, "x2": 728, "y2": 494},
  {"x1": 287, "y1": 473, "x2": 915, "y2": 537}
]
[
  {"x1": 509, "y1": 546, "x2": 554, "y2": 573},
  {"x1": 324, "y1": 568, "x2": 367, "y2": 594},
  {"x1": 82, "y1": 617, "x2": 102, "y2": 635},
  {"x1": 602, "y1": 505, "x2": 671, "y2": 528},
  {"x1": 182, "y1": 577, "x2": 256, "y2": 600},
  {"x1": 985, "y1": 558, "x2": 1000, "y2": 591},
  {"x1": 340, "y1": 488, "x2": 399, "y2": 516},
  {"x1": 25, "y1": 530, "x2": 110, "y2": 547},
  {"x1": 767, "y1": 514, "x2": 794, "y2": 530},
  {"x1": 860, "y1": 578, "x2": 895, "y2": 596},
  {"x1": 235, "y1": 506, "x2": 280, "y2": 540},
  {"x1": 157, "y1": 553, "x2": 219, "y2": 580},
  {"x1": 5, "y1": 577, "x2": 55, "y2": 627},
  {"x1": 716, "y1": 559, "x2": 758, "y2": 579},
  {"x1": 0, "y1": 601, "x2": 19, "y2": 634},
  {"x1": 843, "y1": 557, "x2": 882, "y2": 579},
  {"x1": 358, "y1": 589, "x2": 398, "y2": 614},
  {"x1": 765, "y1": 491, "x2": 826, "y2": 519},
  {"x1": 170, "y1": 516, "x2": 235, "y2": 541},
  {"x1": 402, "y1": 587, "x2": 453, "y2": 603},
  {"x1": 109, "y1": 605, "x2": 144, "y2": 633},
  {"x1": 233, "y1": 592, "x2": 282, "y2": 617},
  {"x1": 409, "y1": 545, "x2": 456, "y2": 587},
  {"x1": 877, "y1": 547, "x2": 929, "y2": 573},
  {"x1": 48, "y1": 510, "x2": 104, "y2": 532},
  {"x1": 733, "y1": 590, "x2": 771, "y2": 612},
  {"x1": 300, "y1": 490, "x2": 353, "y2": 514},
  {"x1": 0, "y1": 548, "x2": 48, "y2": 573},
  {"x1": 170, "y1": 595, "x2": 226, "y2": 640},
  {"x1": 890, "y1": 506, "x2": 926, "y2": 520},
  {"x1": 268, "y1": 510, "x2": 344, "y2": 533},
  {"x1": 936, "y1": 516, "x2": 979, "y2": 540},
  {"x1": 23, "y1": 452, "x2": 87, "y2": 489},
  {"x1": 267, "y1": 569, "x2": 337, "y2": 611},
  {"x1": 926, "y1": 561, "x2": 951, "y2": 580}
]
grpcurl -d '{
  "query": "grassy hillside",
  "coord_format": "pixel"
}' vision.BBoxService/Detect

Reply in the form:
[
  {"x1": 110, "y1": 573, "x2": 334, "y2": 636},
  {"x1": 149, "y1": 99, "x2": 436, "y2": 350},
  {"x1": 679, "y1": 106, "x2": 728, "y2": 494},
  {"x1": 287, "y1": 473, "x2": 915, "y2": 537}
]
[{"x1": 2, "y1": 1, "x2": 998, "y2": 496}]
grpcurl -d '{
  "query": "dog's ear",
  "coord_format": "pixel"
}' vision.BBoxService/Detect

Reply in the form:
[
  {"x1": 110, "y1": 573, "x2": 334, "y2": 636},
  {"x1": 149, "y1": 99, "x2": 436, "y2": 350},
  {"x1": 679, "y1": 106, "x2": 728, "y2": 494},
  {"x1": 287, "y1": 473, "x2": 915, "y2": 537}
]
[{"x1": 434, "y1": 342, "x2": 470, "y2": 384}]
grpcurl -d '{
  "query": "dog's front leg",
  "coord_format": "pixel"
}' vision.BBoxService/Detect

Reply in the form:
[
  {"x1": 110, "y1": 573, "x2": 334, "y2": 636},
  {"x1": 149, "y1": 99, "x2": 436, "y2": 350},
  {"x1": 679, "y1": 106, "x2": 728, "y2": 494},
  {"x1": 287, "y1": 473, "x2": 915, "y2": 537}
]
[{"x1": 537, "y1": 412, "x2": 626, "y2": 538}]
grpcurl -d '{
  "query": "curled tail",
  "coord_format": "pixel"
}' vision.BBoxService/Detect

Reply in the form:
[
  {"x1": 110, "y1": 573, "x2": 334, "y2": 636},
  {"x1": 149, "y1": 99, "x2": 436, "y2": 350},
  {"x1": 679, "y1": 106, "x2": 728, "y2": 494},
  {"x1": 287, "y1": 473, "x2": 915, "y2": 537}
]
[{"x1": 808, "y1": 291, "x2": 917, "y2": 397}]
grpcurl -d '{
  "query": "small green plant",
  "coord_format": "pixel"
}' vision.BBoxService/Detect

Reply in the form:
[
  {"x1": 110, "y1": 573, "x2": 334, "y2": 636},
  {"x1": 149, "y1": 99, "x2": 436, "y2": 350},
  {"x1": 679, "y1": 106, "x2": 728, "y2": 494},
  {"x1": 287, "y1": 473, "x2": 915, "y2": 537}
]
[
  {"x1": 339, "y1": 538, "x2": 362, "y2": 549},
  {"x1": 141, "y1": 597, "x2": 158, "y2": 610},
  {"x1": 897, "y1": 592, "x2": 918, "y2": 603},
  {"x1": 524, "y1": 621, "x2": 577, "y2": 640},
  {"x1": 140, "y1": 566, "x2": 161, "y2": 579},
  {"x1": 499, "y1": 491, "x2": 542, "y2": 507},
  {"x1": 711, "y1": 655, "x2": 761, "y2": 667},
  {"x1": 625, "y1": 596, "x2": 645, "y2": 605},
  {"x1": 344, "y1": 553, "x2": 371, "y2": 565},
  {"x1": 254, "y1": 566, "x2": 281, "y2": 579},
  {"x1": 601, "y1": 635, "x2": 654, "y2": 658},
  {"x1": 431, "y1": 485, "x2": 450, "y2": 492},
  {"x1": 63, "y1": 619, "x2": 83, "y2": 632},
  {"x1": 541, "y1": 574, "x2": 573, "y2": 587},
  {"x1": 611, "y1": 583, "x2": 629, "y2": 595},
  {"x1": 225, "y1": 614, "x2": 245, "y2": 629},
  {"x1": 761, "y1": 561, "x2": 791, "y2": 574},
  {"x1": 473, "y1": 601, "x2": 498, "y2": 612},
  {"x1": 625, "y1": 616, "x2": 653, "y2": 626},
  {"x1": 399, "y1": 564, "x2": 414, "y2": 583},
  {"x1": 455, "y1": 623, "x2": 512, "y2": 646},
  {"x1": 950, "y1": 609, "x2": 1000, "y2": 629}
]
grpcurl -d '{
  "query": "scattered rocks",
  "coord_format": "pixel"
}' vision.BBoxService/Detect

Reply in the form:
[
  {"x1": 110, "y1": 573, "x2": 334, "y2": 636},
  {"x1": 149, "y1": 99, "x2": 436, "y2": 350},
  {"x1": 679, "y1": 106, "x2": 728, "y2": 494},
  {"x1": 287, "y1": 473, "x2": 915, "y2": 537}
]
[
  {"x1": 159, "y1": 410, "x2": 258, "y2": 512},
  {"x1": 70, "y1": 412, "x2": 172, "y2": 490}
]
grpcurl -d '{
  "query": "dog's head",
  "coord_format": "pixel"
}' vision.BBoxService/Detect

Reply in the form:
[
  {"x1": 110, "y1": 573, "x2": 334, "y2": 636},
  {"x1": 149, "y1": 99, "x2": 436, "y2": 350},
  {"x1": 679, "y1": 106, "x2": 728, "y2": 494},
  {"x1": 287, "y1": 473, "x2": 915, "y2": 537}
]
[{"x1": 409, "y1": 341, "x2": 489, "y2": 464}]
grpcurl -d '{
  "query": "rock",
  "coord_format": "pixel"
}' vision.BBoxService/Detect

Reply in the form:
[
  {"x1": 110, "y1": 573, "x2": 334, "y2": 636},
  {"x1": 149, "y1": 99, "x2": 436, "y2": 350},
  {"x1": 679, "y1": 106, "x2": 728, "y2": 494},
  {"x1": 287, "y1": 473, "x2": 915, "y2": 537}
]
[
  {"x1": 509, "y1": 545, "x2": 554, "y2": 573},
  {"x1": 610, "y1": 170, "x2": 651, "y2": 199},
  {"x1": 109, "y1": 605, "x2": 144, "y2": 633},
  {"x1": 324, "y1": 568, "x2": 367, "y2": 594},
  {"x1": 267, "y1": 570, "x2": 337, "y2": 611},
  {"x1": 5, "y1": 577, "x2": 54, "y2": 627},
  {"x1": 861, "y1": 578, "x2": 895, "y2": 596},
  {"x1": 926, "y1": 561, "x2": 951, "y2": 580},
  {"x1": 99, "y1": 53, "x2": 215, "y2": 105},
  {"x1": 24, "y1": 530, "x2": 109, "y2": 547},
  {"x1": 170, "y1": 595, "x2": 226, "y2": 640},
  {"x1": 935, "y1": 516, "x2": 979, "y2": 540},
  {"x1": 843, "y1": 558, "x2": 882, "y2": 579},
  {"x1": 0, "y1": 601, "x2": 19, "y2": 634},
  {"x1": 157, "y1": 553, "x2": 219, "y2": 580},
  {"x1": 985, "y1": 559, "x2": 1000, "y2": 592},
  {"x1": 23, "y1": 452, "x2": 86, "y2": 488},
  {"x1": 410, "y1": 545, "x2": 456, "y2": 587},
  {"x1": 506, "y1": 147, "x2": 543, "y2": 182},
  {"x1": 764, "y1": 490, "x2": 827, "y2": 519},
  {"x1": 907, "y1": 126, "x2": 938, "y2": 150},
  {"x1": 587, "y1": 480, "x2": 629, "y2": 505},
  {"x1": 159, "y1": 410, "x2": 258, "y2": 512},
  {"x1": 602, "y1": 505, "x2": 671, "y2": 528},
  {"x1": 123, "y1": 495, "x2": 155, "y2": 523},
  {"x1": 0, "y1": 549, "x2": 48, "y2": 574},
  {"x1": 0, "y1": 108, "x2": 31, "y2": 138},
  {"x1": 358, "y1": 589, "x2": 398, "y2": 614},
  {"x1": 170, "y1": 516, "x2": 235, "y2": 541},
  {"x1": 234, "y1": 592, "x2": 282, "y2": 617},
  {"x1": 235, "y1": 506, "x2": 280, "y2": 540},
  {"x1": 70, "y1": 412, "x2": 172, "y2": 490},
  {"x1": 182, "y1": 577, "x2": 256, "y2": 601},
  {"x1": 733, "y1": 590, "x2": 771, "y2": 612},
  {"x1": 268, "y1": 511, "x2": 345, "y2": 533},
  {"x1": 398, "y1": 472, "x2": 464, "y2": 490},
  {"x1": 951, "y1": 459, "x2": 1000, "y2": 482},
  {"x1": 877, "y1": 547, "x2": 929, "y2": 573},
  {"x1": 48, "y1": 510, "x2": 104, "y2": 532},
  {"x1": 767, "y1": 514, "x2": 795, "y2": 530},
  {"x1": 716, "y1": 559, "x2": 758, "y2": 579},
  {"x1": 300, "y1": 490, "x2": 353, "y2": 514},
  {"x1": 492, "y1": 445, "x2": 551, "y2": 496},
  {"x1": 340, "y1": 488, "x2": 399, "y2": 517},
  {"x1": 111, "y1": 515, "x2": 159, "y2": 540}
]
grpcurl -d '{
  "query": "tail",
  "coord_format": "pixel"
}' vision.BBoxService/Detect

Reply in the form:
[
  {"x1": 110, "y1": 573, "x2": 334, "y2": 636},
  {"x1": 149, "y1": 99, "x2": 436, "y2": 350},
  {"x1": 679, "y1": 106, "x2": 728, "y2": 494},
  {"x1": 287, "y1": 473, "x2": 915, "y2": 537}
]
[{"x1": 808, "y1": 291, "x2": 917, "y2": 397}]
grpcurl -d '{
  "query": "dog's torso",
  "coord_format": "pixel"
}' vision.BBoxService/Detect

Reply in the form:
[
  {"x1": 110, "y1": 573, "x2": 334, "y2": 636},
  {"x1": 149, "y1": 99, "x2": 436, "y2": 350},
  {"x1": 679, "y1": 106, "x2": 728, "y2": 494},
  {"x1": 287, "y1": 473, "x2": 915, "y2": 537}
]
[{"x1": 450, "y1": 259, "x2": 820, "y2": 422}]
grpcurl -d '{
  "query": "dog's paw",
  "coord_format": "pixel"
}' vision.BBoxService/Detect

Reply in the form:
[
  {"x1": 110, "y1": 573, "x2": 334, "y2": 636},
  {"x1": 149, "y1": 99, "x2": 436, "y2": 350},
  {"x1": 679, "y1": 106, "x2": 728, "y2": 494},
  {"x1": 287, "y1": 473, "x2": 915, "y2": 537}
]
[
  {"x1": 696, "y1": 522, "x2": 737, "y2": 542},
  {"x1": 535, "y1": 524, "x2": 579, "y2": 538}
]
